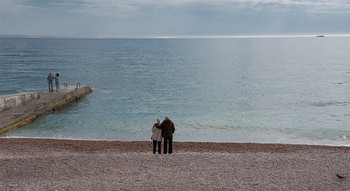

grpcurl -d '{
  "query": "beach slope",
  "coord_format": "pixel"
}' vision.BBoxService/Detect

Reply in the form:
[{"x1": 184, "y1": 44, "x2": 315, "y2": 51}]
[{"x1": 0, "y1": 138, "x2": 349, "y2": 190}]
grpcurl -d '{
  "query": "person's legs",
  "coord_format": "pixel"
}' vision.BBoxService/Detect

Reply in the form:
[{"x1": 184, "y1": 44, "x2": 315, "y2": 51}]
[
  {"x1": 158, "y1": 141, "x2": 161, "y2": 154},
  {"x1": 169, "y1": 137, "x2": 173, "y2": 154},
  {"x1": 164, "y1": 138, "x2": 168, "y2": 154},
  {"x1": 49, "y1": 82, "x2": 53, "y2": 92},
  {"x1": 153, "y1": 140, "x2": 157, "y2": 154},
  {"x1": 56, "y1": 81, "x2": 60, "y2": 91}
]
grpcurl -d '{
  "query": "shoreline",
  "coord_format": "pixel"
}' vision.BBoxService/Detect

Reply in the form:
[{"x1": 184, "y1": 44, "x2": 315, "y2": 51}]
[
  {"x1": 1, "y1": 136, "x2": 349, "y2": 147},
  {"x1": 1, "y1": 138, "x2": 349, "y2": 190},
  {"x1": 1, "y1": 137, "x2": 349, "y2": 153}
]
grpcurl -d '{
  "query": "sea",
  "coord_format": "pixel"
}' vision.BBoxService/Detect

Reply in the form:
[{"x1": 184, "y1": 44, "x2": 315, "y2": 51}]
[{"x1": 0, "y1": 36, "x2": 349, "y2": 146}]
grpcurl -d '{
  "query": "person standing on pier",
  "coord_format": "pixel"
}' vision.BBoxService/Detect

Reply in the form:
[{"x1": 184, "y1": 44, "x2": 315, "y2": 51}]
[
  {"x1": 47, "y1": 72, "x2": 54, "y2": 92},
  {"x1": 55, "y1": 73, "x2": 60, "y2": 92},
  {"x1": 159, "y1": 115, "x2": 175, "y2": 154}
]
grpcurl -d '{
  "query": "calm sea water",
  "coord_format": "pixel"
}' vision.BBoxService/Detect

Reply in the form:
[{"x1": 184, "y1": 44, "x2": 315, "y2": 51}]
[{"x1": 1, "y1": 37, "x2": 350, "y2": 146}]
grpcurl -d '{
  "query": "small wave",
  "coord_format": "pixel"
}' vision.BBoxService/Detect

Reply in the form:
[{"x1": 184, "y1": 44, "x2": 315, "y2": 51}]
[
  {"x1": 91, "y1": 87, "x2": 111, "y2": 94},
  {"x1": 310, "y1": 101, "x2": 350, "y2": 107},
  {"x1": 333, "y1": 81, "x2": 350, "y2": 85}
]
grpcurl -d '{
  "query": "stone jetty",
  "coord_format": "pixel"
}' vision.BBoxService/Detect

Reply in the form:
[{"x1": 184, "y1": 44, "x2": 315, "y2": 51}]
[{"x1": 0, "y1": 85, "x2": 93, "y2": 135}]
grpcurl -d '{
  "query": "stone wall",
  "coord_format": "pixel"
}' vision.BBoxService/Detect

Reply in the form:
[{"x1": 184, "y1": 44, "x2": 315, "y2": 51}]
[{"x1": 0, "y1": 92, "x2": 40, "y2": 112}]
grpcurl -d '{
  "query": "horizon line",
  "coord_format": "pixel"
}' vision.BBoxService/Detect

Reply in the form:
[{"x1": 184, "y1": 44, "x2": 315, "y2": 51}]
[{"x1": 1, "y1": 34, "x2": 350, "y2": 39}]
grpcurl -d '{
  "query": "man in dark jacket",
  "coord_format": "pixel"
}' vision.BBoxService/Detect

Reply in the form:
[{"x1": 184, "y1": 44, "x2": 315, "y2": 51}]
[{"x1": 159, "y1": 115, "x2": 175, "y2": 154}]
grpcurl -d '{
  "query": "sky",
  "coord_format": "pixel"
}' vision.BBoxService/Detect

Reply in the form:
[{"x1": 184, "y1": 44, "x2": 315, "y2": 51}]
[{"x1": 0, "y1": 0, "x2": 349, "y2": 37}]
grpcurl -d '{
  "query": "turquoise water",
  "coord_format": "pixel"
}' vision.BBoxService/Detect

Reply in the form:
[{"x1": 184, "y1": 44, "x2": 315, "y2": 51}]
[{"x1": 1, "y1": 37, "x2": 350, "y2": 145}]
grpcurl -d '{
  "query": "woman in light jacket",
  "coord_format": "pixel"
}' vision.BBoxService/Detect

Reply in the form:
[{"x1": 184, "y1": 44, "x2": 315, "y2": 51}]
[
  {"x1": 55, "y1": 73, "x2": 60, "y2": 92},
  {"x1": 151, "y1": 119, "x2": 162, "y2": 154}
]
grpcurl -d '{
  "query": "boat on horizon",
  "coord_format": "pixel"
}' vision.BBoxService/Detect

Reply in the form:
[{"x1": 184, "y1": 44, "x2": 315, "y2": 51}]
[{"x1": 316, "y1": 35, "x2": 325, "y2": 37}]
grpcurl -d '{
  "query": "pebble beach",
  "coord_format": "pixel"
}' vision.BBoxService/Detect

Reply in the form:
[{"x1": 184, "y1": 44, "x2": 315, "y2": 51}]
[{"x1": 0, "y1": 138, "x2": 349, "y2": 190}]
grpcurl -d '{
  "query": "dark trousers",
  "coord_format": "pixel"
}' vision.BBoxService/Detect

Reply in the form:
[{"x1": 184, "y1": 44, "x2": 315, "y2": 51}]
[
  {"x1": 48, "y1": 82, "x2": 53, "y2": 92},
  {"x1": 164, "y1": 138, "x2": 173, "y2": 154},
  {"x1": 153, "y1": 140, "x2": 161, "y2": 154}
]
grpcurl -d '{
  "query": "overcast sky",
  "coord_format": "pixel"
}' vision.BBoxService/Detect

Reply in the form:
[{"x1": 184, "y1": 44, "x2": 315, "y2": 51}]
[{"x1": 0, "y1": 0, "x2": 349, "y2": 37}]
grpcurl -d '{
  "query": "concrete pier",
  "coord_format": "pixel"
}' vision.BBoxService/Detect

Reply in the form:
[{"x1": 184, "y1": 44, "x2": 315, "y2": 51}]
[
  {"x1": 0, "y1": 85, "x2": 93, "y2": 135},
  {"x1": 0, "y1": 92, "x2": 40, "y2": 113}
]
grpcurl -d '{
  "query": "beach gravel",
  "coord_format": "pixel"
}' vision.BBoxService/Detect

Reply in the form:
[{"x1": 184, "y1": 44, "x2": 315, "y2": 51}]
[{"x1": 0, "y1": 138, "x2": 349, "y2": 190}]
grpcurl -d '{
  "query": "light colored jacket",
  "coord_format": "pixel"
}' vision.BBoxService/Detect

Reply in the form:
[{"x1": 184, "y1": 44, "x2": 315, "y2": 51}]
[
  {"x1": 55, "y1": 76, "x2": 59, "y2": 84},
  {"x1": 151, "y1": 123, "x2": 162, "y2": 142}
]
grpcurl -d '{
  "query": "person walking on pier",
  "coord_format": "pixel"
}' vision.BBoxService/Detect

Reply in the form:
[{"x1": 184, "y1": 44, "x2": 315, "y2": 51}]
[
  {"x1": 55, "y1": 73, "x2": 60, "y2": 92},
  {"x1": 47, "y1": 72, "x2": 54, "y2": 92},
  {"x1": 159, "y1": 115, "x2": 175, "y2": 154}
]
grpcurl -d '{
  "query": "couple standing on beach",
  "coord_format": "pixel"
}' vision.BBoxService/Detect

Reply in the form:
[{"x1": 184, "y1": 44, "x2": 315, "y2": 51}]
[
  {"x1": 47, "y1": 72, "x2": 60, "y2": 92},
  {"x1": 151, "y1": 115, "x2": 175, "y2": 154}
]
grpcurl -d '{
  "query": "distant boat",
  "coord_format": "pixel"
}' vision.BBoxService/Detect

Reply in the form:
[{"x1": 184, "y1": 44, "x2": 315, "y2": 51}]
[{"x1": 316, "y1": 35, "x2": 325, "y2": 37}]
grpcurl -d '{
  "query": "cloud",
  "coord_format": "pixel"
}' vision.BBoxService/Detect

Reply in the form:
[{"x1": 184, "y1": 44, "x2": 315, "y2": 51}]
[
  {"x1": 1, "y1": 0, "x2": 349, "y2": 37},
  {"x1": 1, "y1": 0, "x2": 349, "y2": 17},
  {"x1": 73, "y1": 0, "x2": 350, "y2": 17},
  {"x1": 68, "y1": 0, "x2": 141, "y2": 17},
  {"x1": 205, "y1": 0, "x2": 350, "y2": 13},
  {"x1": 0, "y1": 0, "x2": 31, "y2": 14}
]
